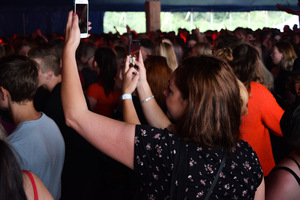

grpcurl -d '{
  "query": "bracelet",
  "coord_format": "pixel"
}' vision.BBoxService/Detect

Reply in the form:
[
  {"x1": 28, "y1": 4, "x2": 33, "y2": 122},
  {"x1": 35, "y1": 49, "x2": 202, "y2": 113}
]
[
  {"x1": 140, "y1": 95, "x2": 154, "y2": 104},
  {"x1": 121, "y1": 94, "x2": 132, "y2": 100}
]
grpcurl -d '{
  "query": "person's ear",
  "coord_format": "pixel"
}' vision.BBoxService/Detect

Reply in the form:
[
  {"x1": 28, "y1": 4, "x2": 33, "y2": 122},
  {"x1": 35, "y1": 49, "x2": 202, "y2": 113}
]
[
  {"x1": 46, "y1": 71, "x2": 54, "y2": 80},
  {"x1": 0, "y1": 87, "x2": 9, "y2": 101},
  {"x1": 93, "y1": 60, "x2": 97, "y2": 68}
]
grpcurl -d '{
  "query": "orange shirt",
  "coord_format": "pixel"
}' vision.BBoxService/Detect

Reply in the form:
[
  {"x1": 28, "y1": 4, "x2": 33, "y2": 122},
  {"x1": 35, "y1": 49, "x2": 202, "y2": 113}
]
[
  {"x1": 86, "y1": 83, "x2": 121, "y2": 117},
  {"x1": 239, "y1": 82, "x2": 284, "y2": 176}
]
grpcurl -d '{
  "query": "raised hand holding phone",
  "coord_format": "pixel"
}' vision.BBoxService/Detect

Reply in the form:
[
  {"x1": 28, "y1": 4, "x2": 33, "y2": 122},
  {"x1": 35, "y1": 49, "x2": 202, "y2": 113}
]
[{"x1": 74, "y1": 0, "x2": 89, "y2": 38}]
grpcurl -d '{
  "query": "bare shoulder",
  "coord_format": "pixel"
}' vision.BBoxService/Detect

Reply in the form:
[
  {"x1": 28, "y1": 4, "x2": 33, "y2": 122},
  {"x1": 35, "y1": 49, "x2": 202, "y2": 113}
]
[
  {"x1": 22, "y1": 171, "x2": 54, "y2": 200},
  {"x1": 266, "y1": 164, "x2": 300, "y2": 200}
]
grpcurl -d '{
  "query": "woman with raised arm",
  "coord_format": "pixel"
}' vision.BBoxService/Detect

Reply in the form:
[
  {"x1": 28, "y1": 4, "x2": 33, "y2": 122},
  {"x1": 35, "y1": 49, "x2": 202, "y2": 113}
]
[{"x1": 61, "y1": 11, "x2": 265, "y2": 199}]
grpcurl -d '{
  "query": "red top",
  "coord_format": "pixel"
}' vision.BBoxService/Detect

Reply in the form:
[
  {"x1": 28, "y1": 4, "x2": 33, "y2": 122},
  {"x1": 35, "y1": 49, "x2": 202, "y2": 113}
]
[
  {"x1": 23, "y1": 170, "x2": 38, "y2": 200},
  {"x1": 239, "y1": 82, "x2": 284, "y2": 176},
  {"x1": 86, "y1": 83, "x2": 121, "y2": 117}
]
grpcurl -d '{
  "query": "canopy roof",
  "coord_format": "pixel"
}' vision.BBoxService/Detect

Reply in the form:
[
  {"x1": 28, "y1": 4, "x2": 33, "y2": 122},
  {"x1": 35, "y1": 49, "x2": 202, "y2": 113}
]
[
  {"x1": 1, "y1": 0, "x2": 298, "y2": 12},
  {"x1": 0, "y1": 0, "x2": 298, "y2": 37}
]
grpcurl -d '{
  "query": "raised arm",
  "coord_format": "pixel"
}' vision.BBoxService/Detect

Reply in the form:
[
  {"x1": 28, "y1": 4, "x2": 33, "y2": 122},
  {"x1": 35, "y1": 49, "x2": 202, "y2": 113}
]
[
  {"x1": 122, "y1": 55, "x2": 141, "y2": 124},
  {"x1": 277, "y1": 4, "x2": 298, "y2": 15},
  {"x1": 61, "y1": 11, "x2": 135, "y2": 169},
  {"x1": 134, "y1": 54, "x2": 172, "y2": 129}
]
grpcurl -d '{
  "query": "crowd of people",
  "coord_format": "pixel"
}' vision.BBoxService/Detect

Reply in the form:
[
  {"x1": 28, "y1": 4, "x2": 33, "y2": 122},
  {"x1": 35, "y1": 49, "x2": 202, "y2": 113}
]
[{"x1": 0, "y1": 8, "x2": 299, "y2": 200}]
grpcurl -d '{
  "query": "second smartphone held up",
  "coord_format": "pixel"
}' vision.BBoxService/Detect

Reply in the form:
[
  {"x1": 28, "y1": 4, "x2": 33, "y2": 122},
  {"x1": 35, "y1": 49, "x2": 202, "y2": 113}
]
[
  {"x1": 74, "y1": 0, "x2": 89, "y2": 38},
  {"x1": 128, "y1": 40, "x2": 140, "y2": 68}
]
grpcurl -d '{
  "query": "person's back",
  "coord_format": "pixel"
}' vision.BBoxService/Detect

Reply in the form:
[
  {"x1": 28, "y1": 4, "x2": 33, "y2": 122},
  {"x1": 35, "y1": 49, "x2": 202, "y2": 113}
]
[
  {"x1": 0, "y1": 55, "x2": 65, "y2": 200},
  {"x1": 134, "y1": 125, "x2": 263, "y2": 199},
  {"x1": 8, "y1": 113, "x2": 65, "y2": 199},
  {"x1": 239, "y1": 81, "x2": 283, "y2": 175}
]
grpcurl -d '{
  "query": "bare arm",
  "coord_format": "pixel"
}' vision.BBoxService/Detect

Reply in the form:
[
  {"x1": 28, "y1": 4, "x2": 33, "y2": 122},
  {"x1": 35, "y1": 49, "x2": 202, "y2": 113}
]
[
  {"x1": 277, "y1": 4, "x2": 298, "y2": 15},
  {"x1": 61, "y1": 11, "x2": 135, "y2": 169},
  {"x1": 254, "y1": 178, "x2": 265, "y2": 200},
  {"x1": 134, "y1": 54, "x2": 172, "y2": 129},
  {"x1": 23, "y1": 171, "x2": 54, "y2": 200},
  {"x1": 122, "y1": 56, "x2": 141, "y2": 124}
]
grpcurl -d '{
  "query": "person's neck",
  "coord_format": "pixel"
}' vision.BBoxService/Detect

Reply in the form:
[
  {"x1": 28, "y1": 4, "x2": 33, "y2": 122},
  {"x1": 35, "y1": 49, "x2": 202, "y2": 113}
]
[
  {"x1": 9, "y1": 100, "x2": 42, "y2": 126},
  {"x1": 46, "y1": 75, "x2": 61, "y2": 92}
]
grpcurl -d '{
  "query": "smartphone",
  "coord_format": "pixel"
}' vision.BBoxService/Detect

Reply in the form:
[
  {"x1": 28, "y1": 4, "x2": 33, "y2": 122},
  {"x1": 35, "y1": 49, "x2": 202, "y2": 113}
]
[
  {"x1": 128, "y1": 40, "x2": 140, "y2": 68},
  {"x1": 74, "y1": 0, "x2": 89, "y2": 38}
]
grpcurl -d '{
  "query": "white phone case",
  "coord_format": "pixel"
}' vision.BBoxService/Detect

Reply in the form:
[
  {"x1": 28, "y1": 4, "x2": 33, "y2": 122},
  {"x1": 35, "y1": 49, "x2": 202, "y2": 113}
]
[{"x1": 74, "y1": 0, "x2": 89, "y2": 38}]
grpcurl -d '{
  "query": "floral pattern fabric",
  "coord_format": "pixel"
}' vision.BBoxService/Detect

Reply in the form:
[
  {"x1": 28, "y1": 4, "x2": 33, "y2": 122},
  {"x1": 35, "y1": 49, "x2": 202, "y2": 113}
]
[{"x1": 134, "y1": 125, "x2": 263, "y2": 200}]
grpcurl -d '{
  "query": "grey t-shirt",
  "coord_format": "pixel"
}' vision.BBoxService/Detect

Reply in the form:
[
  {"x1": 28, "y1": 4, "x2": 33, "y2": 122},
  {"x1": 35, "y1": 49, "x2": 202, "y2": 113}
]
[{"x1": 8, "y1": 113, "x2": 65, "y2": 200}]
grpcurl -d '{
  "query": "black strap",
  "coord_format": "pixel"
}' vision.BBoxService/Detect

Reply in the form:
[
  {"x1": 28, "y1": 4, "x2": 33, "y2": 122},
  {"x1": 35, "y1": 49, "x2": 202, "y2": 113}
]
[
  {"x1": 204, "y1": 156, "x2": 227, "y2": 200},
  {"x1": 169, "y1": 140, "x2": 187, "y2": 200},
  {"x1": 271, "y1": 166, "x2": 300, "y2": 185},
  {"x1": 288, "y1": 156, "x2": 300, "y2": 170}
]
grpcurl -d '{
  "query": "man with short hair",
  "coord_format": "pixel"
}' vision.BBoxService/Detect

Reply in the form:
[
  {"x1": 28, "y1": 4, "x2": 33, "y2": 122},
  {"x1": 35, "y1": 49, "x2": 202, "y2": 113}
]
[
  {"x1": 29, "y1": 46, "x2": 106, "y2": 199},
  {"x1": 0, "y1": 55, "x2": 65, "y2": 200}
]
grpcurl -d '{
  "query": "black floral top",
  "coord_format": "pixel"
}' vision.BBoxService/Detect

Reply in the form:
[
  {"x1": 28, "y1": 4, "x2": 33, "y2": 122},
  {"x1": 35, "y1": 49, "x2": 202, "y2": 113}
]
[{"x1": 134, "y1": 125, "x2": 263, "y2": 200}]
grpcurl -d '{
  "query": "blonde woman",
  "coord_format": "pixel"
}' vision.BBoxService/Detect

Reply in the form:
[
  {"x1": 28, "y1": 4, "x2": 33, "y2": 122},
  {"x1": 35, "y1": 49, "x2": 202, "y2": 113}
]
[{"x1": 153, "y1": 38, "x2": 178, "y2": 71}]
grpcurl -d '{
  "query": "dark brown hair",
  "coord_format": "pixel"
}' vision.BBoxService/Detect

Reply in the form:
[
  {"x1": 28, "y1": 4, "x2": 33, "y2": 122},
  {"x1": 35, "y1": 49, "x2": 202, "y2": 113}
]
[
  {"x1": 0, "y1": 140, "x2": 27, "y2": 200},
  {"x1": 228, "y1": 42, "x2": 264, "y2": 90},
  {"x1": 94, "y1": 47, "x2": 118, "y2": 96},
  {"x1": 0, "y1": 55, "x2": 38, "y2": 103},
  {"x1": 174, "y1": 56, "x2": 241, "y2": 153}
]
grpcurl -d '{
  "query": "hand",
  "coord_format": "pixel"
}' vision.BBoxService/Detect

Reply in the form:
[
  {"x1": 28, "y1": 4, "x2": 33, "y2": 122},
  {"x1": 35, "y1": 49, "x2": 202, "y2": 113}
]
[
  {"x1": 35, "y1": 29, "x2": 43, "y2": 37},
  {"x1": 133, "y1": 50, "x2": 147, "y2": 85},
  {"x1": 122, "y1": 56, "x2": 139, "y2": 94},
  {"x1": 126, "y1": 25, "x2": 131, "y2": 34},
  {"x1": 64, "y1": 11, "x2": 81, "y2": 52}
]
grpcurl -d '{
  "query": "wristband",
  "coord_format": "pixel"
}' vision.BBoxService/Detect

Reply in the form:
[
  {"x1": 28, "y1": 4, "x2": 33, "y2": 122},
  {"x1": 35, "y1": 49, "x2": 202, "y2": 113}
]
[
  {"x1": 140, "y1": 95, "x2": 154, "y2": 104},
  {"x1": 121, "y1": 94, "x2": 132, "y2": 100}
]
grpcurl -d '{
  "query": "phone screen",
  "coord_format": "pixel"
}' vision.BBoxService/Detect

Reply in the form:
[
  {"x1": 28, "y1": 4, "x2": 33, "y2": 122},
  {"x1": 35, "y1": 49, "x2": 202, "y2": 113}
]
[
  {"x1": 129, "y1": 40, "x2": 140, "y2": 68},
  {"x1": 75, "y1": 4, "x2": 88, "y2": 34}
]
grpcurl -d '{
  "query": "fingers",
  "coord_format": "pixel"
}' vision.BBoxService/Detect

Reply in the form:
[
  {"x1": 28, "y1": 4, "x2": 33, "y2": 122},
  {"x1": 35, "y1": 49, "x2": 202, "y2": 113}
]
[
  {"x1": 138, "y1": 50, "x2": 143, "y2": 62},
  {"x1": 88, "y1": 22, "x2": 92, "y2": 31},
  {"x1": 124, "y1": 56, "x2": 130, "y2": 74},
  {"x1": 66, "y1": 11, "x2": 73, "y2": 32},
  {"x1": 122, "y1": 66, "x2": 139, "y2": 94},
  {"x1": 125, "y1": 66, "x2": 138, "y2": 76},
  {"x1": 64, "y1": 10, "x2": 81, "y2": 49},
  {"x1": 134, "y1": 58, "x2": 145, "y2": 72},
  {"x1": 71, "y1": 13, "x2": 79, "y2": 29}
]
